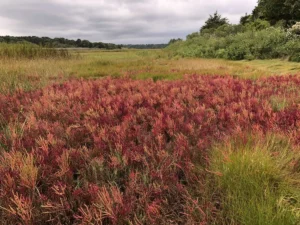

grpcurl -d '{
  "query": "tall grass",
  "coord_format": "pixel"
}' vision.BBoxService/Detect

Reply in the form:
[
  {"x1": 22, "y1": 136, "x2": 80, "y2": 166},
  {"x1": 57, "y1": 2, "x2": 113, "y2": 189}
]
[
  {"x1": 209, "y1": 134, "x2": 300, "y2": 225},
  {"x1": 0, "y1": 42, "x2": 70, "y2": 59}
]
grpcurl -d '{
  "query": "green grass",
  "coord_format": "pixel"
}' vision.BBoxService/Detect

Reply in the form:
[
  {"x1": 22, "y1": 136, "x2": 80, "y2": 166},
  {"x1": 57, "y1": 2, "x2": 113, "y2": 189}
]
[
  {"x1": 235, "y1": 59, "x2": 300, "y2": 77},
  {"x1": 270, "y1": 96, "x2": 289, "y2": 112},
  {"x1": 208, "y1": 134, "x2": 300, "y2": 225}
]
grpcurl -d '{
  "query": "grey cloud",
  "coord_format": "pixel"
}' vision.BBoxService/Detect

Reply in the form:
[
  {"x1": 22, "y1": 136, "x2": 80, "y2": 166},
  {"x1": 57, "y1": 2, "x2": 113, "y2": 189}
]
[{"x1": 0, "y1": 0, "x2": 257, "y2": 44}]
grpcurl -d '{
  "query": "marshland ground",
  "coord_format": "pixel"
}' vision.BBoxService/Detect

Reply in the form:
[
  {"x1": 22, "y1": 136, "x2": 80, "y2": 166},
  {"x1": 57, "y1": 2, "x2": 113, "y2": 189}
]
[
  {"x1": 1, "y1": 48, "x2": 300, "y2": 93},
  {"x1": 1, "y1": 47, "x2": 300, "y2": 225}
]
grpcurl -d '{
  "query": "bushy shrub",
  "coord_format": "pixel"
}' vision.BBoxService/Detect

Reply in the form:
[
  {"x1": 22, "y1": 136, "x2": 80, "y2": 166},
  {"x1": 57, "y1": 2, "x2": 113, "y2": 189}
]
[
  {"x1": 290, "y1": 53, "x2": 300, "y2": 62},
  {"x1": 245, "y1": 19, "x2": 271, "y2": 31},
  {"x1": 226, "y1": 41, "x2": 250, "y2": 60},
  {"x1": 186, "y1": 32, "x2": 199, "y2": 40},
  {"x1": 277, "y1": 38, "x2": 300, "y2": 61},
  {"x1": 290, "y1": 22, "x2": 300, "y2": 35},
  {"x1": 250, "y1": 27, "x2": 286, "y2": 59}
]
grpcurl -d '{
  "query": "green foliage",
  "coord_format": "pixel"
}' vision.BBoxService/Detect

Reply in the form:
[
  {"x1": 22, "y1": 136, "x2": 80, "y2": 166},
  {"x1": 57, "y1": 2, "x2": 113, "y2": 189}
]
[
  {"x1": 168, "y1": 38, "x2": 183, "y2": 45},
  {"x1": 289, "y1": 53, "x2": 300, "y2": 62},
  {"x1": 168, "y1": 25, "x2": 300, "y2": 61},
  {"x1": 290, "y1": 22, "x2": 300, "y2": 35},
  {"x1": 167, "y1": 1, "x2": 300, "y2": 62},
  {"x1": 186, "y1": 32, "x2": 199, "y2": 40},
  {"x1": 201, "y1": 24, "x2": 244, "y2": 38},
  {"x1": 253, "y1": 0, "x2": 300, "y2": 26},
  {"x1": 245, "y1": 19, "x2": 271, "y2": 31},
  {"x1": 240, "y1": 14, "x2": 252, "y2": 25}
]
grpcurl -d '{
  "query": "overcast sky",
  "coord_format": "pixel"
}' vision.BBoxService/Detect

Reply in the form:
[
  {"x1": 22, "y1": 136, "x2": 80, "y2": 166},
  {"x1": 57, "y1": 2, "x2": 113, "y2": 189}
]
[{"x1": 0, "y1": 0, "x2": 257, "y2": 44}]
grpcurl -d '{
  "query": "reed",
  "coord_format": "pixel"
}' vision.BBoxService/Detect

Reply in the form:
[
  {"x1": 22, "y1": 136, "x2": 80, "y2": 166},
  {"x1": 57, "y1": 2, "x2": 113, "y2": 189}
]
[{"x1": 0, "y1": 42, "x2": 70, "y2": 59}]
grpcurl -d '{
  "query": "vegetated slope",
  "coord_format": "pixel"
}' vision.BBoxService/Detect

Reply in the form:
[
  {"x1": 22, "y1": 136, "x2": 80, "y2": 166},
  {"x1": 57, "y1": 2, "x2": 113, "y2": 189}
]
[
  {"x1": 0, "y1": 75, "x2": 300, "y2": 224},
  {"x1": 167, "y1": 2, "x2": 300, "y2": 62},
  {"x1": 168, "y1": 26, "x2": 300, "y2": 62}
]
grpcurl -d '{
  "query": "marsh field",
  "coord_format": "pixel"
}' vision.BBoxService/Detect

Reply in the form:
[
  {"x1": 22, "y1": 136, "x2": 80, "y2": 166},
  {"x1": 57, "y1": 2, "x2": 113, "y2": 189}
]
[
  {"x1": 1, "y1": 48, "x2": 300, "y2": 225},
  {"x1": 1, "y1": 48, "x2": 300, "y2": 93}
]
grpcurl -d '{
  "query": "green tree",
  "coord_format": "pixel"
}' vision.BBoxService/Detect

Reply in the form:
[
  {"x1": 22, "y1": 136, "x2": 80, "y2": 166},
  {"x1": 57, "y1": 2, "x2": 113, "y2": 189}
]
[
  {"x1": 285, "y1": 0, "x2": 300, "y2": 21},
  {"x1": 253, "y1": 0, "x2": 300, "y2": 26},
  {"x1": 186, "y1": 32, "x2": 199, "y2": 40},
  {"x1": 200, "y1": 11, "x2": 229, "y2": 32},
  {"x1": 75, "y1": 39, "x2": 82, "y2": 47},
  {"x1": 80, "y1": 40, "x2": 91, "y2": 48},
  {"x1": 245, "y1": 19, "x2": 270, "y2": 31},
  {"x1": 168, "y1": 38, "x2": 183, "y2": 45},
  {"x1": 240, "y1": 14, "x2": 252, "y2": 25}
]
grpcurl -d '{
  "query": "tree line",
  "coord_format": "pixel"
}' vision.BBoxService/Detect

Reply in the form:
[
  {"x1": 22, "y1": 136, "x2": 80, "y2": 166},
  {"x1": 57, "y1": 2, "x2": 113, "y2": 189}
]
[
  {"x1": 123, "y1": 44, "x2": 168, "y2": 49},
  {"x1": 0, "y1": 36, "x2": 169, "y2": 50},
  {"x1": 0, "y1": 36, "x2": 122, "y2": 49}
]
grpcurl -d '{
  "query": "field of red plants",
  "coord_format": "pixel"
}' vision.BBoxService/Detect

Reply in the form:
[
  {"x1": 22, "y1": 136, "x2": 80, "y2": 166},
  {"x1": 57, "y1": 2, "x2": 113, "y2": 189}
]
[{"x1": 0, "y1": 75, "x2": 300, "y2": 224}]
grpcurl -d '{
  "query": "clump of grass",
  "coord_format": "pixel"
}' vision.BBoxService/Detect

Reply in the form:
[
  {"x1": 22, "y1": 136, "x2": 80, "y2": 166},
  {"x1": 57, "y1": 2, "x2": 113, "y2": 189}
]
[
  {"x1": 0, "y1": 42, "x2": 70, "y2": 59},
  {"x1": 270, "y1": 96, "x2": 289, "y2": 112},
  {"x1": 209, "y1": 134, "x2": 300, "y2": 225}
]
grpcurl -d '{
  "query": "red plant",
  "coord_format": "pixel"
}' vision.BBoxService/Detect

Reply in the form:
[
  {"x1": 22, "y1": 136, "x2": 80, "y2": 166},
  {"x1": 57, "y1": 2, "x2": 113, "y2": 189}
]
[{"x1": 0, "y1": 75, "x2": 299, "y2": 224}]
